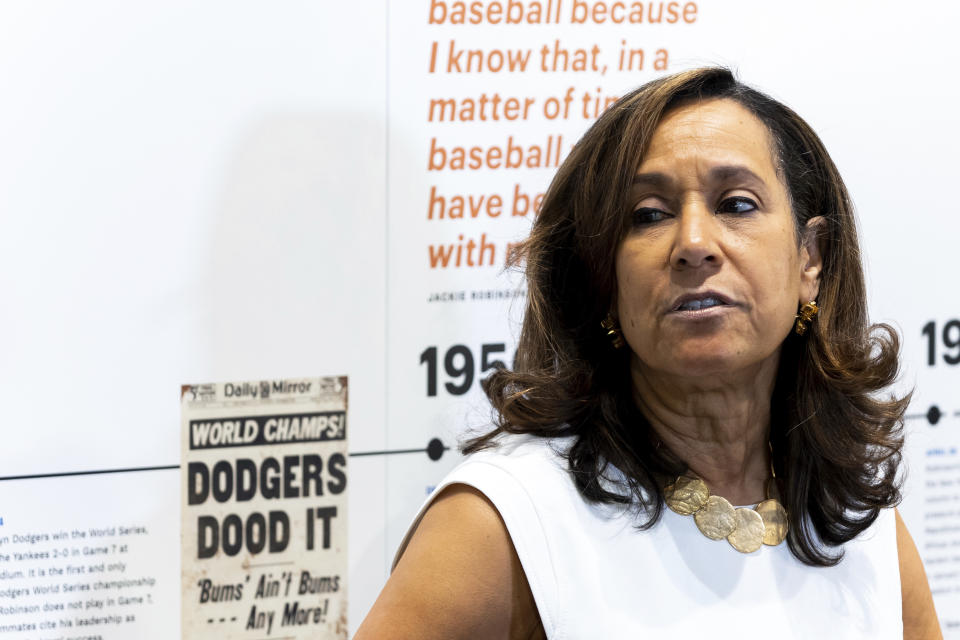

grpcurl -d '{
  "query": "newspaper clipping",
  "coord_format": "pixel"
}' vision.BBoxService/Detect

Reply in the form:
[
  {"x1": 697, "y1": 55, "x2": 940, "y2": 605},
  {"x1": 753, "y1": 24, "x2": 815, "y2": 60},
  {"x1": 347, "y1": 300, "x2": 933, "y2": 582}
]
[{"x1": 180, "y1": 376, "x2": 348, "y2": 639}]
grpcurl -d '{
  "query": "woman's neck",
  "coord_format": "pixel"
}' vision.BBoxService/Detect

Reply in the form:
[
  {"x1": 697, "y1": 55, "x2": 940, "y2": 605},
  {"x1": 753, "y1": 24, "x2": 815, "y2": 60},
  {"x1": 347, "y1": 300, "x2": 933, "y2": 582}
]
[{"x1": 631, "y1": 356, "x2": 779, "y2": 506}]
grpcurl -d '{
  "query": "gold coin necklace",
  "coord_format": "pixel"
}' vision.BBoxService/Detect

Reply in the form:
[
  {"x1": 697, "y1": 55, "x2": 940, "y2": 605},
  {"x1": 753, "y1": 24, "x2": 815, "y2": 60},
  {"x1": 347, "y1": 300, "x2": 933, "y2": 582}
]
[{"x1": 663, "y1": 465, "x2": 788, "y2": 554}]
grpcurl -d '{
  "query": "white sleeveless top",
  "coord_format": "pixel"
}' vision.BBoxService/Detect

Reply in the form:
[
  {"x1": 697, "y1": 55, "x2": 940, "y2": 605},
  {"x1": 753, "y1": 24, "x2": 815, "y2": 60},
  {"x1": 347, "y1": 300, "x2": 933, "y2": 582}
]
[{"x1": 395, "y1": 434, "x2": 903, "y2": 639}]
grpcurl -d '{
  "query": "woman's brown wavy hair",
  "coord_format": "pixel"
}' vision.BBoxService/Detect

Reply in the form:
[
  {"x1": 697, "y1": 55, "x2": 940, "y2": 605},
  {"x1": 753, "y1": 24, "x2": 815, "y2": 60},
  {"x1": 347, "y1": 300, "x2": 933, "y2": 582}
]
[{"x1": 464, "y1": 67, "x2": 908, "y2": 566}]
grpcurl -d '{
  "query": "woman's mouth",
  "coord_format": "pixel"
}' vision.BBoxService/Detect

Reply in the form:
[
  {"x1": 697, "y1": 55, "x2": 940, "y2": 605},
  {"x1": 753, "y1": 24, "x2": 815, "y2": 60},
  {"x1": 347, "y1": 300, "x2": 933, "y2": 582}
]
[
  {"x1": 676, "y1": 297, "x2": 726, "y2": 312},
  {"x1": 668, "y1": 291, "x2": 736, "y2": 318}
]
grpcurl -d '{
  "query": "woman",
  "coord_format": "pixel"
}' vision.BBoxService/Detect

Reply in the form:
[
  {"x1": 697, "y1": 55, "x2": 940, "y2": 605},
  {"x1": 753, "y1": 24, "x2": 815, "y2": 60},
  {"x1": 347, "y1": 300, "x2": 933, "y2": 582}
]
[{"x1": 357, "y1": 68, "x2": 941, "y2": 638}]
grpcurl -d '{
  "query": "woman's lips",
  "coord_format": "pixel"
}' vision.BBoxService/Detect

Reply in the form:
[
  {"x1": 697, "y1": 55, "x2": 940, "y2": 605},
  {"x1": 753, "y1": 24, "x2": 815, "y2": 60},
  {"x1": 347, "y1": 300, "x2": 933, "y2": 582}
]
[
  {"x1": 669, "y1": 291, "x2": 734, "y2": 313},
  {"x1": 666, "y1": 303, "x2": 735, "y2": 320}
]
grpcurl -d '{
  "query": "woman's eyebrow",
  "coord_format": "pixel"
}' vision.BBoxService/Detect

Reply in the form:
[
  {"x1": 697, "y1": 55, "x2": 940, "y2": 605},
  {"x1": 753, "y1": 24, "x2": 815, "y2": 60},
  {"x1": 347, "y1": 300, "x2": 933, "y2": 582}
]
[
  {"x1": 632, "y1": 165, "x2": 766, "y2": 190},
  {"x1": 708, "y1": 165, "x2": 766, "y2": 188},
  {"x1": 631, "y1": 172, "x2": 673, "y2": 190}
]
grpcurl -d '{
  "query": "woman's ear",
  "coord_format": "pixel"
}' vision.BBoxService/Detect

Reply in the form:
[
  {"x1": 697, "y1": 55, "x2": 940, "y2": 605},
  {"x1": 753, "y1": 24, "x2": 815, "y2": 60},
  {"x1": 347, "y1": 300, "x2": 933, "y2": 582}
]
[{"x1": 799, "y1": 216, "x2": 825, "y2": 302}]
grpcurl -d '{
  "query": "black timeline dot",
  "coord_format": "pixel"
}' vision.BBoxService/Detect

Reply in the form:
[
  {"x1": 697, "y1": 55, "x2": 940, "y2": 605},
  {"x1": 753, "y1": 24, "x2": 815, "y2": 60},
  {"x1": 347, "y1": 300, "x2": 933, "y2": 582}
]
[
  {"x1": 427, "y1": 438, "x2": 446, "y2": 461},
  {"x1": 927, "y1": 405, "x2": 942, "y2": 426}
]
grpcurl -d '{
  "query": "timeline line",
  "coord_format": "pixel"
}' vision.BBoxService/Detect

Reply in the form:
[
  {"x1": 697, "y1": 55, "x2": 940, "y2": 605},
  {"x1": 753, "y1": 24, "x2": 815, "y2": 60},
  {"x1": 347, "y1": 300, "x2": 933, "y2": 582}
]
[{"x1": 0, "y1": 441, "x2": 450, "y2": 482}]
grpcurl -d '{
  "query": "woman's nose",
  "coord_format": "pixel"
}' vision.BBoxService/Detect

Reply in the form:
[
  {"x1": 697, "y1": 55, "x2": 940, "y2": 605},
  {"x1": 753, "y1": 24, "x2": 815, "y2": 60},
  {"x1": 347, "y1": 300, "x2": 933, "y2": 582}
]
[{"x1": 669, "y1": 205, "x2": 721, "y2": 270}]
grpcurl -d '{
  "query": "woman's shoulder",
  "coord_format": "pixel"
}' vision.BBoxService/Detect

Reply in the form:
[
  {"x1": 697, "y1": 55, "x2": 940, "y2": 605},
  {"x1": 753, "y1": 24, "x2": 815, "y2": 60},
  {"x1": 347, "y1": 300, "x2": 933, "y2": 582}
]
[
  {"x1": 357, "y1": 482, "x2": 546, "y2": 639},
  {"x1": 392, "y1": 432, "x2": 578, "y2": 569},
  {"x1": 379, "y1": 432, "x2": 580, "y2": 638}
]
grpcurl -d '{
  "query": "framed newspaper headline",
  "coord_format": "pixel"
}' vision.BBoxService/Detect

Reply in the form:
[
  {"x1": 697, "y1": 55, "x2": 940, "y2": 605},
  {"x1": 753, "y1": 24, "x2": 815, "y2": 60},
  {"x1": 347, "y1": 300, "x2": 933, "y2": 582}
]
[{"x1": 180, "y1": 376, "x2": 348, "y2": 639}]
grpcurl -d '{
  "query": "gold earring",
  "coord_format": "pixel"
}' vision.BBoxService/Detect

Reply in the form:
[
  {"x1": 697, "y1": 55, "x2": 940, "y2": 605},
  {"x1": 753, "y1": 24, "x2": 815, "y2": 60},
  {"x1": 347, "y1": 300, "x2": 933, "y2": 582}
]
[
  {"x1": 601, "y1": 314, "x2": 625, "y2": 349},
  {"x1": 794, "y1": 301, "x2": 819, "y2": 336}
]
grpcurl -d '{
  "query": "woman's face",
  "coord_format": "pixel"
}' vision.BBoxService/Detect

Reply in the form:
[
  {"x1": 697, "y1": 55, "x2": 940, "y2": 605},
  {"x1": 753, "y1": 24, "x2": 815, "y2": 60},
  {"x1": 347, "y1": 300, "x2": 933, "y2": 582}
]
[{"x1": 615, "y1": 98, "x2": 821, "y2": 381}]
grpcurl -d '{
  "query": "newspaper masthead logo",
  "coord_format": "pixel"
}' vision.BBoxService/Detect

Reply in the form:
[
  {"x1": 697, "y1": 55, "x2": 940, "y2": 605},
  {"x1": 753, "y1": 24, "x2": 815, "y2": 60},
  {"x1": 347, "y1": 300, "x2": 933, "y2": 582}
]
[{"x1": 221, "y1": 379, "x2": 318, "y2": 400}]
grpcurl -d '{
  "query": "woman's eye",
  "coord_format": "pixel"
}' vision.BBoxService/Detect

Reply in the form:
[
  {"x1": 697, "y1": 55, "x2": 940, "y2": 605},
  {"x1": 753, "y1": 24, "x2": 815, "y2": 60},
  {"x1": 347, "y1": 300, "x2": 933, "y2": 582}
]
[
  {"x1": 716, "y1": 196, "x2": 757, "y2": 215},
  {"x1": 632, "y1": 207, "x2": 669, "y2": 225}
]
